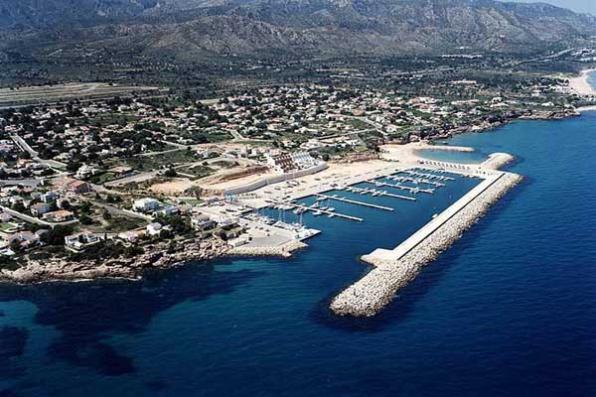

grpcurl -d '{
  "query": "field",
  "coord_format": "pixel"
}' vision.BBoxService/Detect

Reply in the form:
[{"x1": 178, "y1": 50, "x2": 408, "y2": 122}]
[{"x1": 0, "y1": 83, "x2": 161, "y2": 108}]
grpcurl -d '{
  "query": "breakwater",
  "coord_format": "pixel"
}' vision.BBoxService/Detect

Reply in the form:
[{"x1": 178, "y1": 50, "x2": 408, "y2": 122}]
[
  {"x1": 229, "y1": 240, "x2": 308, "y2": 258},
  {"x1": 330, "y1": 171, "x2": 522, "y2": 317}
]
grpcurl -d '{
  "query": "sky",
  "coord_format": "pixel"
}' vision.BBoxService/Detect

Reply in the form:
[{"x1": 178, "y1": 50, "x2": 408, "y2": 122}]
[{"x1": 506, "y1": 0, "x2": 596, "y2": 15}]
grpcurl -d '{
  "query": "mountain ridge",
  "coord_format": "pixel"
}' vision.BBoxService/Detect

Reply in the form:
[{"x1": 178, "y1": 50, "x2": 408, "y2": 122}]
[{"x1": 1, "y1": 0, "x2": 594, "y2": 64}]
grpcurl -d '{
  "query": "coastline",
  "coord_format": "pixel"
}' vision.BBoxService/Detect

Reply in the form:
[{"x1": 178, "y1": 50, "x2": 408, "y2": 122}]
[
  {"x1": 0, "y1": 238, "x2": 230, "y2": 284},
  {"x1": 567, "y1": 69, "x2": 596, "y2": 96},
  {"x1": 0, "y1": 107, "x2": 585, "y2": 286},
  {"x1": 577, "y1": 105, "x2": 596, "y2": 113}
]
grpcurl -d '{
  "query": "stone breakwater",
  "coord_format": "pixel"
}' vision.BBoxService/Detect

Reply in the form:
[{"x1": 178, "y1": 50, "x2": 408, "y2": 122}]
[
  {"x1": 330, "y1": 172, "x2": 522, "y2": 317},
  {"x1": 482, "y1": 153, "x2": 515, "y2": 170},
  {"x1": 229, "y1": 241, "x2": 308, "y2": 258}
]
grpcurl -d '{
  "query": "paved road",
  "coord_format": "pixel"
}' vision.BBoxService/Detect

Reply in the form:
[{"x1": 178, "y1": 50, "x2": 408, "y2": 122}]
[
  {"x1": 91, "y1": 201, "x2": 152, "y2": 221},
  {"x1": 0, "y1": 205, "x2": 79, "y2": 229},
  {"x1": 0, "y1": 179, "x2": 43, "y2": 188},
  {"x1": 104, "y1": 171, "x2": 157, "y2": 187},
  {"x1": 10, "y1": 134, "x2": 66, "y2": 169}
]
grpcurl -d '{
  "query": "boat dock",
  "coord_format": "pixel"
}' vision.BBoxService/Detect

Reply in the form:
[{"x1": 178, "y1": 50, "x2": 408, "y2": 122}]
[
  {"x1": 346, "y1": 186, "x2": 416, "y2": 202},
  {"x1": 386, "y1": 175, "x2": 446, "y2": 188},
  {"x1": 373, "y1": 181, "x2": 434, "y2": 194},
  {"x1": 293, "y1": 203, "x2": 363, "y2": 222},
  {"x1": 316, "y1": 194, "x2": 394, "y2": 212},
  {"x1": 406, "y1": 170, "x2": 455, "y2": 181}
]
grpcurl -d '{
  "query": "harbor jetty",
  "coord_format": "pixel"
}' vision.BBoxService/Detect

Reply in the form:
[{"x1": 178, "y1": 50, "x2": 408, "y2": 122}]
[
  {"x1": 330, "y1": 170, "x2": 522, "y2": 317},
  {"x1": 316, "y1": 194, "x2": 394, "y2": 212}
]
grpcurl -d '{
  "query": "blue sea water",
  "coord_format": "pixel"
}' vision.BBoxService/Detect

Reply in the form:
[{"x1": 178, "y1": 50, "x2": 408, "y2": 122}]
[
  {"x1": 1, "y1": 113, "x2": 596, "y2": 396},
  {"x1": 588, "y1": 70, "x2": 596, "y2": 90}
]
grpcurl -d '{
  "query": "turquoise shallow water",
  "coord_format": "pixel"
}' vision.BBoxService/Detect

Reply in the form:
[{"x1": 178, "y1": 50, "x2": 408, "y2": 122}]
[{"x1": 1, "y1": 113, "x2": 596, "y2": 396}]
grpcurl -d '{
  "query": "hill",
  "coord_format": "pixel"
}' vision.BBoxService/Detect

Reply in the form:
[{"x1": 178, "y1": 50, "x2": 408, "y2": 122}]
[{"x1": 0, "y1": 0, "x2": 594, "y2": 86}]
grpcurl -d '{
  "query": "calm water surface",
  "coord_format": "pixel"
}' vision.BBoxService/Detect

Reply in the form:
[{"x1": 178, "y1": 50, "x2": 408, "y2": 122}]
[{"x1": 1, "y1": 113, "x2": 596, "y2": 396}]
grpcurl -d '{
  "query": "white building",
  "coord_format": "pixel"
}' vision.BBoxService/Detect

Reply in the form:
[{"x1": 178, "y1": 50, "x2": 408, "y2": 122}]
[{"x1": 133, "y1": 198, "x2": 162, "y2": 214}]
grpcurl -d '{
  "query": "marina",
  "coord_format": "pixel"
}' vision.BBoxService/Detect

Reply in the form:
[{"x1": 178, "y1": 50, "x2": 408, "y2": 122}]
[
  {"x1": 291, "y1": 202, "x2": 364, "y2": 222},
  {"x1": 330, "y1": 170, "x2": 522, "y2": 317},
  {"x1": 405, "y1": 169, "x2": 456, "y2": 181},
  {"x1": 315, "y1": 194, "x2": 394, "y2": 212},
  {"x1": 385, "y1": 175, "x2": 446, "y2": 188},
  {"x1": 372, "y1": 181, "x2": 435, "y2": 194},
  {"x1": 345, "y1": 186, "x2": 417, "y2": 201}
]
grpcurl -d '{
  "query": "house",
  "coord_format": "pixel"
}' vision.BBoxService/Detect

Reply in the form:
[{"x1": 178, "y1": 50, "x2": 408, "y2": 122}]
[
  {"x1": 156, "y1": 205, "x2": 179, "y2": 217},
  {"x1": 6, "y1": 231, "x2": 40, "y2": 249},
  {"x1": 117, "y1": 229, "x2": 146, "y2": 243},
  {"x1": 133, "y1": 198, "x2": 162, "y2": 214},
  {"x1": 218, "y1": 217, "x2": 239, "y2": 230},
  {"x1": 146, "y1": 222, "x2": 165, "y2": 237},
  {"x1": 67, "y1": 180, "x2": 91, "y2": 194},
  {"x1": 54, "y1": 177, "x2": 91, "y2": 194},
  {"x1": 41, "y1": 191, "x2": 59, "y2": 203},
  {"x1": 75, "y1": 164, "x2": 98, "y2": 179},
  {"x1": 64, "y1": 233, "x2": 104, "y2": 252},
  {"x1": 42, "y1": 210, "x2": 75, "y2": 223},
  {"x1": 30, "y1": 203, "x2": 53, "y2": 217},
  {"x1": 191, "y1": 214, "x2": 217, "y2": 231}
]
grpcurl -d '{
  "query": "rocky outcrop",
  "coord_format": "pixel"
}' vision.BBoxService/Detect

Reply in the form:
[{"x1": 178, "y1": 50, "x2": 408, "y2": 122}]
[{"x1": 0, "y1": 238, "x2": 230, "y2": 284}]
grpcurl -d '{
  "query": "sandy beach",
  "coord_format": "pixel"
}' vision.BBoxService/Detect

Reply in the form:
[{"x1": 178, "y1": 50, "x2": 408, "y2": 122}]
[
  {"x1": 568, "y1": 69, "x2": 596, "y2": 96},
  {"x1": 577, "y1": 105, "x2": 596, "y2": 113}
]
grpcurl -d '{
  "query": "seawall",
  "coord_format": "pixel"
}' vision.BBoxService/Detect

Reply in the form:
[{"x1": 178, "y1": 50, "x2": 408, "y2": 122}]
[{"x1": 330, "y1": 171, "x2": 522, "y2": 317}]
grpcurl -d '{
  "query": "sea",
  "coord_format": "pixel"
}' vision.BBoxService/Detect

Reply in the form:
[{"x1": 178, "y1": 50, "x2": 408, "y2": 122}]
[{"x1": 1, "y1": 112, "x2": 596, "y2": 395}]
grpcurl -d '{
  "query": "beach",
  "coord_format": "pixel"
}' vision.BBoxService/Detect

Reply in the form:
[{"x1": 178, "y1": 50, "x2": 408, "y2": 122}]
[{"x1": 567, "y1": 69, "x2": 596, "y2": 96}]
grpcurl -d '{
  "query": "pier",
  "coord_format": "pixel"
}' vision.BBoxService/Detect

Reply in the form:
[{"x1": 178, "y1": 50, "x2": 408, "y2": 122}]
[
  {"x1": 374, "y1": 181, "x2": 434, "y2": 194},
  {"x1": 293, "y1": 203, "x2": 363, "y2": 222},
  {"x1": 316, "y1": 194, "x2": 394, "y2": 212},
  {"x1": 346, "y1": 186, "x2": 416, "y2": 202},
  {"x1": 405, "y1": 170, "x2": 455, "y2": 181},
  {"x1": 330, "y1": 171, "x2": 522, "y2": 317},
  {"x1": 386, "y1": 175, "x2": 446, "y2": 188}
]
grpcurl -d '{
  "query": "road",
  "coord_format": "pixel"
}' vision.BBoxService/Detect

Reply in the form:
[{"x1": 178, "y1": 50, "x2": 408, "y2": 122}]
[
  {"x1": 104, "y1": 172, "x2": 157, "y2": 187},
  {"x1": 0, "y1": 179, "x2": 44, "y2": 188},
  {"x1": 0, "y1": 205, "x2": 79, "y2": 229},
  {"x1": 10, "y1": 134, "x2": 67, "y2": 169},
  {"x1": 90, "y1": 201, "x2": 152, "y2": 221}
]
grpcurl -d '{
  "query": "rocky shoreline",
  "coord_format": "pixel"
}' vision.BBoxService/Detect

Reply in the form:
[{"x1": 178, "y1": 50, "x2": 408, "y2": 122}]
[
  {"x1": 429, "y1": 108, "x2": 579, "y2": 141},
  {"x1": 0, "y1": 238, "x2": 232, "y2": 284},
  {"x1": 0, "y1": 237, "x2": 315, "y2": 284},
  {"x1": 330, "y1": 172, "x2": 523, "y2": 317}
]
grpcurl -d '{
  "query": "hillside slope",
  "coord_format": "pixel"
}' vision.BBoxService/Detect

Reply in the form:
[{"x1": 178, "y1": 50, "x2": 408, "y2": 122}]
[{"x1": 1, "y1": 0, "x2": 594, "y2": 61}]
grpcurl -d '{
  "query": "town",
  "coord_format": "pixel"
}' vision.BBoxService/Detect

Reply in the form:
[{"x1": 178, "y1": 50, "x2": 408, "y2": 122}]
[{"x1": 0, "y1": 77, "x2": 591, "y2": 281}]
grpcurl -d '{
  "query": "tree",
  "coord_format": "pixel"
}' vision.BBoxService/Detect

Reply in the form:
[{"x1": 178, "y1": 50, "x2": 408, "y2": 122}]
[
  {"x1": 102, "y1": 209, "x2": 112, "y2": 221},
  {"x1": 164, "y1": 168, "x2": 177, "y2": 178},
  {"x1": 41, "y1": 225, "x2": 74, "y2": 245},
  {"x1": 66, "y1": 161, "x2": 81, "y2": 173},
  {"x1": 79, "y1": 214, "x2": 93, "y2": 225}
]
